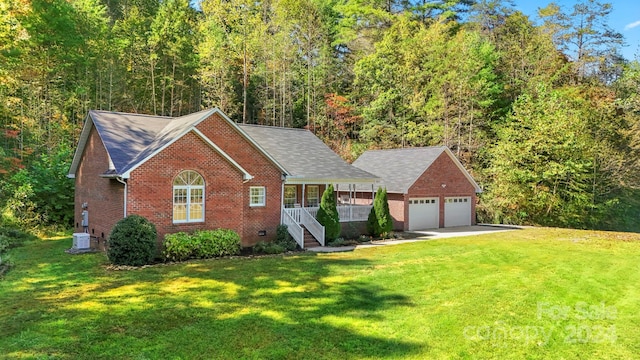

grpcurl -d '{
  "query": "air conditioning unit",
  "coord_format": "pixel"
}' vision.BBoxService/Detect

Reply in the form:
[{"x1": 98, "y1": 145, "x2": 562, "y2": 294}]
[{"x1": 72, "y1": 233, "x2": 90, "y2": 250}]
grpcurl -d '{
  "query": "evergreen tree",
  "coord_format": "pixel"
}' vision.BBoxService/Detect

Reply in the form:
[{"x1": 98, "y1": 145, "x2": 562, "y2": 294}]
[
  {"x1": 367, "y1": 187, "x2": 393, "y2": 237},
  {"x1": 316, "y1": 184, "x2": 341, "y2": 241}
]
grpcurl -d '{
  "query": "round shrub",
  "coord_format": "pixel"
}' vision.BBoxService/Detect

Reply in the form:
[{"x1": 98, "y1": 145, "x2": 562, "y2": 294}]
[
  {"x1": 107, "y1": 215, "x2": 157, "y2": 266},
  {"x1": 162, "y1": 228, "x2": 241, "y2": 261}
]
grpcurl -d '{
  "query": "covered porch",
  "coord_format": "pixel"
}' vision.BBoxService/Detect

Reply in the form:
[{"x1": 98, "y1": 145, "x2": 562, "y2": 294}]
[{"x1": 280, "y1": 181, "x2": 377, "y2": 249}]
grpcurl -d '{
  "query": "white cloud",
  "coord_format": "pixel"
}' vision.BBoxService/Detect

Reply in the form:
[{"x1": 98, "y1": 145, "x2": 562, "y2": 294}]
[{"x1": 625, "y1": 20, "x2": 640, "y2": 30}]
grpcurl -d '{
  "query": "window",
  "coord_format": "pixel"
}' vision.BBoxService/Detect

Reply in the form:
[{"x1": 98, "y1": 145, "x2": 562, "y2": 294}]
[
  {"x1": 284, "y1": 186, "x2": 297, "y2": 208},
  {"x1": 250, "y1": 186, "x2": 266, "y2": 207},
  {"x1": 307, "y1": 186, "x2": 319, "y2": 207},
  {"x1": 173, "y1": 170, "x2": 204, "y2": 223}
]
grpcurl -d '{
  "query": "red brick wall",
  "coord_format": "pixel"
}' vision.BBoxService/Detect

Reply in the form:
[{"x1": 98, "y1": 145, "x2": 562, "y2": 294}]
[
  {"x1": 387, "y1": 193, "x2": 405, "y2": 231},
  {"x1": 126, "y1": 114, "x2": 285, "y2": 247},
  {"x1": 128, "y1": 131, "x2": 246, "y2": 247},
  {"x1": 195, "y1": 114, "x2": 283, "y2": 246},
  {"x1": 74, "y1": 127, "x2": 124, "y2": 246},
  {"x1": 406, "y1": 152, "x2": 477, "y2": 229}
]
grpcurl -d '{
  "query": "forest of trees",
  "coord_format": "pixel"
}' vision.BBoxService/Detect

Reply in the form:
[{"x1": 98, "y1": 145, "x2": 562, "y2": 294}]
[{"x1": 1, "y1": 0, "x2": 639, "y2": 232}]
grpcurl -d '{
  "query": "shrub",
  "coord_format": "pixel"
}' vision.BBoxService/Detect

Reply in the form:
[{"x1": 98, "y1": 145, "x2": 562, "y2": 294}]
[
  {"x1": 358, "y1": 234, "x2": 370, "y2": 243},
  {"x1": 275, "y1": 224, "x2": 298, "y2": 251},
  {"x1": 0, "y1": 237, "x2": 8, "y2": 266},
  {"x1": 1, "y1": 146, "x2": 74, "y2": 230},
  {"x1": 193, "y1": 229, "x2": 241, "y2": 258},
  {"x1": 107, "y1": 215, "x2": 157, "y2": 266},
  {"x1": 162, "y1": 229, "x2": 241, "y2": 261},
  {"x1": 316, "y1": 184, "x2": 341, "y2": 241},
  {"x1": 0, "y1": 227, "x2": 36, "y2": 268},
  {"x1": 163, "y1": 232, "x2": 192, "y2": 262},
  {"x1": 328, "y1": 237, "x2": 345, "y2": 247},
  {"x1": 367, "y1": 187, "x2": 393, "y2": 237},
  {"x1": 253, "y1": 241, "x2": 285, "y2": 254},
  {"x1": 0, "y1": 228, "x2": 35, "y2": 249}
]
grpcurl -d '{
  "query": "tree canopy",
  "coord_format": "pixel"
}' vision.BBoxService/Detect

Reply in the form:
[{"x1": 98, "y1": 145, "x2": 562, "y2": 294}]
[{"x1": 0, "y1": 0, "x2": 638, "y2": 232}]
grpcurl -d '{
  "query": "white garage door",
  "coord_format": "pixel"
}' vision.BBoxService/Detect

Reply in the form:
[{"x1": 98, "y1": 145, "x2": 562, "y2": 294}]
[
  {"x1": 408, "y1": 197, "x2": 439, "y2": 230},
  {"x1": 444, "y1": 197, "x2": 472, "y2": 227}
]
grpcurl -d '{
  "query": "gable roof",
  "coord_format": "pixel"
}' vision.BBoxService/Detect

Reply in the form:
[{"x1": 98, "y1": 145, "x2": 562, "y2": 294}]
[
  {"x1": 352, "y1": 146, "x2": 481, "y2": 194},
  {"x1": 68, "y1": 109, "x2": 253, "y2": 180},
  {"x1": 238, "y1": 124, "x2": 378, "y2": 184},
  {"x1": 68, "y1": 108, "x2": 378, "y2": 184}
]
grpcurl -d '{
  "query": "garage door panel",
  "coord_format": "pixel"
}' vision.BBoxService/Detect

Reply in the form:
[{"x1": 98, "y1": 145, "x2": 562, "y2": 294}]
[
  {"x1": 444, "y1": 197, "x2": 471, "y2": 227},
  {"x1": 408, "y1": 197, "x2": 439, "y2": 230}
]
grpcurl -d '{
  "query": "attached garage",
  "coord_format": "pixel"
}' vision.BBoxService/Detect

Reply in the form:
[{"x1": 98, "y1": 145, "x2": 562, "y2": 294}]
[
  {"x1": 352, "y1": 147, "x2": 482, "y2": 231},
  {"x1": 444, "y1": 197, "x2": 472, "y2": 227},
  {"x1": 408, "y1": 197, "x2": 439, "y2": 230}
]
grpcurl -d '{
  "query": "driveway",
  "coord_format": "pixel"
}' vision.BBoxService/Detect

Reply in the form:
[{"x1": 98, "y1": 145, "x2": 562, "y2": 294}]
[
  {"x1": 308, "y1": 224, "x2": 519, "y2": 253},
  {"x1": 407, "y1": 224, "x2": 520, "y2": 239}
]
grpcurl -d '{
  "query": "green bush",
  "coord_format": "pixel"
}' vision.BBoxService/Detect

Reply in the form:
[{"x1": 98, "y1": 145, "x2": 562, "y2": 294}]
[
  {"x1": 253, "y1": 241, "x2": 285, "y2": 254},
  {"x1": 107, "y1": 215, "x2": 157, "y2": 266},
  {"x1": 316, "y1": 184, "x2": 341, "y2": 241},
  {"x1": 193, "y1": 229, "x2": 241, "y2": 258},
  {"x1": 367, "y1": 187, "x2": 393, "y2": 237},
  {"x1": 0, "y1": 228, "x2": 36, "y2": 249},
  {"x1": 162, "y1": 229, "x2": 241, "y2": 261},
  {"x1": 328, "y1": 237, "x2": 345, "y2": 247},
  {"x1": 0, "y1": 227, "x2": 36, "y2": 268},
  {"x1": 358, "y1": 234, "x2": 370, "y2": 243},
  {"x1": 163, "y1": 232, "x2": 193, "y2": 262},
  {"x1": 275, "y1": 224, "x2": 298, "y2": 251},
  {"x1": 1, "y1": 146, "x2": 74, "y2": 230}
]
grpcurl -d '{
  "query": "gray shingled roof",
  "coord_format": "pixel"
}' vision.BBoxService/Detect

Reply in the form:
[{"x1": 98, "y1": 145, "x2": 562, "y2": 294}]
[
  {"x1": 353, "y1": 147, "x2": 480, "y2": 193},
  {"x1": 239, "y1": 124, "x2": 378, "y2": 183},
  {"x1": 69, "y1": 108, "x2": 378, "y2": 184},
  {"x1": 88, "y1": 109, "x2": 214, "y2": 175}
]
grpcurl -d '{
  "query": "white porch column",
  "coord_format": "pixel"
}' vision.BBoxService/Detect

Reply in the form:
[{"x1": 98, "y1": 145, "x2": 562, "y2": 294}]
[
  {"x1": 280, "y1": 181, "x2": 285, "y2": 223},
  {"x1": 302, "y1": 183, "x2": 306, "y2": 208},
  {"x1": 349, "y1": 184, "x2": 353, "y2": 221},
  {"x1": 372, "y1": 183, "x2": 375, "y2": 204}
]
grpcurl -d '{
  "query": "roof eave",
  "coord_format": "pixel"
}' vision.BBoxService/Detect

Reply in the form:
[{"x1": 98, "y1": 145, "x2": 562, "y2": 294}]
[
  {"x1": 284, "y1": 177, "x2": 380, "y2": 185},
  {"x1": 67, "y1": 113, "x2": 94, "y2": 177}
]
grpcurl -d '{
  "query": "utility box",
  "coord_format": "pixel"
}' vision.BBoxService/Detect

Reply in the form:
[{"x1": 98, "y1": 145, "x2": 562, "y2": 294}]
[{"x1": 72, "y1": 233, "x2": 90, "y2": 250}]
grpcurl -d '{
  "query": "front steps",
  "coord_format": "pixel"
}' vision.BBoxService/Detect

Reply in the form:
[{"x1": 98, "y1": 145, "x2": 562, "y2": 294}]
[{"x1": 302, "y1": 226, "x2": 321, "y2": 248}]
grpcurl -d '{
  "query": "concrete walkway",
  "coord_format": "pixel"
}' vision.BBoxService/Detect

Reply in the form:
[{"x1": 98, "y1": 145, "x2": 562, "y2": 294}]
[{"x1": 306, "y1": 224, "x2": 519, "y2": 253}]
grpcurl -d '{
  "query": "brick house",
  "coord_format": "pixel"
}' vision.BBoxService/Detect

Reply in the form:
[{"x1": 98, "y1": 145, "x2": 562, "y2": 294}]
[
  {"x1": 351, "y1": 147, "x2": 482, "y2": 231},
  {"x1": 68, "y1": 108, "x2": 378, "y2": 249}
]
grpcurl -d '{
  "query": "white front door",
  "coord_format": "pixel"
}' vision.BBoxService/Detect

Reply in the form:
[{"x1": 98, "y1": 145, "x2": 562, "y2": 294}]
[
  {"x1": 408, "y1": 197, "x2": 439, "y2": 230},
  {"x1": 444, "y1": 196, "x2": 472, "y2": 227}
]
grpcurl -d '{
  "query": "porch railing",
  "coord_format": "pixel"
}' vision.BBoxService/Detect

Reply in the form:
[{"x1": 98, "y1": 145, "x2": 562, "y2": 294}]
[
  {"x1": 337, "y1": 205, "x2": 372, "y2": 222},
  {"x1": 301, "y1": 208, "x2": 325, "y2": 246},
  {"x1": 282, "y1": 209, "x2": 305, "y2": 249},
  {"x1": 284, "y1": 205, "x2": 373, "y2": 224}
]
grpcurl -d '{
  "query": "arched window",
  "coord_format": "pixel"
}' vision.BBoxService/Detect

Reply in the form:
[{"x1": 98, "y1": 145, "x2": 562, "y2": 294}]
[{"x1": 173, "y1": 170, "x2": 204, "y2": 223}]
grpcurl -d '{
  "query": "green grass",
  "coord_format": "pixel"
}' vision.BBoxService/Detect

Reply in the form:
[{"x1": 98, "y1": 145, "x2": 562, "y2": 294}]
[{"x1": 1, "y1": 228, "x2": 640, "y2": 359}]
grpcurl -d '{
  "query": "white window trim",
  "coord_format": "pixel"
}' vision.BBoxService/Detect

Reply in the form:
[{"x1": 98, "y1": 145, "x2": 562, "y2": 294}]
[
  {"x1": 250, "y1": 186, "x2": 266, "y2": 207},
  {"x1": 173, "y1": 171, "x2": 205, "y2": 224}
]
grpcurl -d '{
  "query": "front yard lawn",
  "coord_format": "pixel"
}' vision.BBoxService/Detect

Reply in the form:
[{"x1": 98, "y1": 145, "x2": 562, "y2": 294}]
[{"x1": 1, "y1": 227, "x2": 639, "y2": 359}]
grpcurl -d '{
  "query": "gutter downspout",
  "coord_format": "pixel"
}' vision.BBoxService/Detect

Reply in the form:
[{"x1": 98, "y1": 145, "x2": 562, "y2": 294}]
[
  {"x1": 281, "y1": 175, "x2": 286, "y2": 225},
  {"x1": 116, "y1": 177, "x2": 127, "y2": 218}
]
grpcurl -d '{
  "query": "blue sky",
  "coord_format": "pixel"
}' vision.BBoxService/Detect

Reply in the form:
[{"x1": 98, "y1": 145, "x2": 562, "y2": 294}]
[{"x1": 511, "y1": 0, "x2": 639, "y2": 60}]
